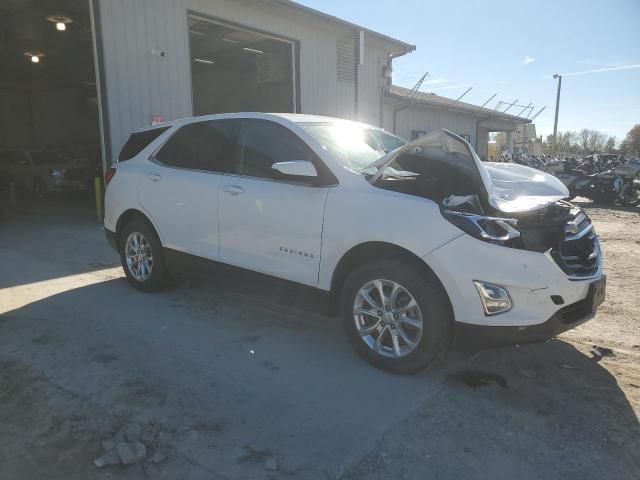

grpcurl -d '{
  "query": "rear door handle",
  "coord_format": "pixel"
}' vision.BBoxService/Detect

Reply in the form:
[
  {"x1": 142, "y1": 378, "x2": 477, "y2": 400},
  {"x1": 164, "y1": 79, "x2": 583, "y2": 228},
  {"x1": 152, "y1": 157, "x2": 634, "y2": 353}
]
[
  {"x1": 223, "y1": 185, "x2": 245, "y2": 196},
  {"x1": 147, "y1": 173, "x2": 161, "y2": 182}
]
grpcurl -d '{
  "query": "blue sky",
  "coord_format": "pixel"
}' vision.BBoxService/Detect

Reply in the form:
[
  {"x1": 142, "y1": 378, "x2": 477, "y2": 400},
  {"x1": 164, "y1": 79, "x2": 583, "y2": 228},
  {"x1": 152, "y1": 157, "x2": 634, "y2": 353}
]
[{"x1": 297, "y1": 0, "x2": 640, "y2": 140}]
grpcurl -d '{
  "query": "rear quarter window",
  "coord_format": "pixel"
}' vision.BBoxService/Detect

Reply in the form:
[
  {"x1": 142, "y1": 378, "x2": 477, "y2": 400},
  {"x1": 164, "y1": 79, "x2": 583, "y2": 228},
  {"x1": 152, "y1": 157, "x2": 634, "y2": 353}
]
[{"x1": 118, "y1": 127, "x2": 170, "y2": 162}]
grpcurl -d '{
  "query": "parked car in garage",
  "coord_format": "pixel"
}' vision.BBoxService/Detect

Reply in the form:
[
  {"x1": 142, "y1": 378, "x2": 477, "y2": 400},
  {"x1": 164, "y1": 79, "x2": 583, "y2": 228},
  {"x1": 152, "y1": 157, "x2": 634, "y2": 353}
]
[
  {"x1": 103, "y1": 113, "x2": 605, "y2": 373},
  {"x1": 0, "y1": 149, "x2": 93, "y2": 197}
]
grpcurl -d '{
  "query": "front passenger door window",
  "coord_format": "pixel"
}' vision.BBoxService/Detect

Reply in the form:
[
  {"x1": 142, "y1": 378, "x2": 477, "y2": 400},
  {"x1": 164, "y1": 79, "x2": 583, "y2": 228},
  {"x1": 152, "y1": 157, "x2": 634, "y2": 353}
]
[{"x1": 236, "y1": 119, "x2": 316, "y2": 180}]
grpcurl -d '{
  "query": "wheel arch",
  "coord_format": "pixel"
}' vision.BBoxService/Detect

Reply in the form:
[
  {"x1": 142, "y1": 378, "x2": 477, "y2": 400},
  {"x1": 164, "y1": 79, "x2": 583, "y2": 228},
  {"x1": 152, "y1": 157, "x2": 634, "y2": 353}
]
[
  {"x1": 328, "y1": 241, "x2": 454, "y2": 320},
  {"x1": 115, "y1": 209, "x2": 161, "y2": 250}
]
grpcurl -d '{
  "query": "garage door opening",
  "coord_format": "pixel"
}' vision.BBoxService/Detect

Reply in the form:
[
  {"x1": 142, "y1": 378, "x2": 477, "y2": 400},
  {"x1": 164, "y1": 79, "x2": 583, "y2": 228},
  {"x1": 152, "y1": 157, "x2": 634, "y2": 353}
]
[
  {"x1": 189, "y1": 14, "x2": 296, "y2": 115},
  {"x1": 0, "y1": 0, "x2": 102, "y2": 221}
]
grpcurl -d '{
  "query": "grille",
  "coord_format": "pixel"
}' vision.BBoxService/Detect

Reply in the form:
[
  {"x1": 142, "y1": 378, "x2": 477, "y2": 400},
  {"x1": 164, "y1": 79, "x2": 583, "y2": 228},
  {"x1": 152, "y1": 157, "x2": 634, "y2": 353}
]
[{"x1": 554, "y1": 207, "x2": 599, "y2": 277}]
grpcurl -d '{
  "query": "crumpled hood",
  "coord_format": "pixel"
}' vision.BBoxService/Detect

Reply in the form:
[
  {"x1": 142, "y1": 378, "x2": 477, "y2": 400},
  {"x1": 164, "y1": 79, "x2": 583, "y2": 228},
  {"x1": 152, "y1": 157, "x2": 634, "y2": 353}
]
[
  {"x1": 484, "y1": 162, "x2": 569, "y2": 212},
  {"x1": 368, "y1": 129, "x2": 569, "y2": 213}
]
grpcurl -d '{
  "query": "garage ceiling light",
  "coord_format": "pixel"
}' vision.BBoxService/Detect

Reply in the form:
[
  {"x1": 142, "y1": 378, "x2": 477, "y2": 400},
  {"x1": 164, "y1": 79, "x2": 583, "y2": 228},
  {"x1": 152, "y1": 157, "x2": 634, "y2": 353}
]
[
  {"x1": 222, "y1": 37, "x2": 239, "y2": 44},
  {"x1": 242, "y1": 47, "x2": 264, "y2": 55},
  {"x1": 193, "y1": 58, "x2": 215, "y2": 64},
  {"x1": 25, "y1": 52, "x2": 44, "y2": 64},
  {"x1": 189, "y1": 29, "x2": 206, "y2": 36},
  {"x1": 46, "y1": 15, "x2": 73, "y2": 31}
]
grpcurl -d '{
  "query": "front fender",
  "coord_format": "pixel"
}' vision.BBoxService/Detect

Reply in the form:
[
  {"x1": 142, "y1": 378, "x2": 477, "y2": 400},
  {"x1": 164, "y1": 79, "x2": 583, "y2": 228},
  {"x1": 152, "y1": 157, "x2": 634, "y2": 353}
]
[{"x1": 317, "y1": 185, "x2": 462, "y2": 291}]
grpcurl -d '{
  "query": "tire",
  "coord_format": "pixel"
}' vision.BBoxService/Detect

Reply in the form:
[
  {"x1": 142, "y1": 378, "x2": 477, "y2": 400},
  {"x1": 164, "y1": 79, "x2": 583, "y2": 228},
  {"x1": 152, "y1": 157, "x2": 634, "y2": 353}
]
[
  {"x1": 119, "y1": 218, "x2": 167, "y2": 292},
  {"x1": 617, "y1": 187, "x2": 640, "y2": 207},
  {"x1": 340, "y1": 259, "x2": 452, "y2": 374}
]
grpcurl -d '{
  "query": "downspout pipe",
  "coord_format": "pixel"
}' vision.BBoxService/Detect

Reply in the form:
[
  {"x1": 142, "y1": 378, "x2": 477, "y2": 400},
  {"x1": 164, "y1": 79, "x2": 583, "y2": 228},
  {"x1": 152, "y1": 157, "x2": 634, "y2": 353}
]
[{"x1": 383, "y1": 50, "x2": 410, "y2": 133}]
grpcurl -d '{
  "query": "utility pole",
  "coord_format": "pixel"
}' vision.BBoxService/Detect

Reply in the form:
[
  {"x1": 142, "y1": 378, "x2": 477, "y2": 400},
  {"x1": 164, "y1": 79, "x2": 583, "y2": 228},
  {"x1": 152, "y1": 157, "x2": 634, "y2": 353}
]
[{"x1": 552, "y1": 74, "x2": 562, "y2": 156}]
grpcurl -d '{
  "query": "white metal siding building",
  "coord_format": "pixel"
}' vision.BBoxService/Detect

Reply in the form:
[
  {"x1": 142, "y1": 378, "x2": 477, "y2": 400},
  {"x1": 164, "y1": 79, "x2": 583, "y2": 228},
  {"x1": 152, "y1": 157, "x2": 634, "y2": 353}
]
[
  {"x1": 383, "y1": 86, "x2": 531, "y2": 160},
  {"x1": 91, "y1": 0, "x2": 414, "y2": 167}
]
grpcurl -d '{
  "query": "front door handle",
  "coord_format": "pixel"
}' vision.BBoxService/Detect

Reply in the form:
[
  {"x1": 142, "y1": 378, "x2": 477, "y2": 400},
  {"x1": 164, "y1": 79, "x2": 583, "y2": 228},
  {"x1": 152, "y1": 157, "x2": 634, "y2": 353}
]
[
  {"x1": 223, "y1": 185, "x2": 245, "y2": 196},
  {"x1": 147, "y1": 173, "x2": 162, "y2": 182}
]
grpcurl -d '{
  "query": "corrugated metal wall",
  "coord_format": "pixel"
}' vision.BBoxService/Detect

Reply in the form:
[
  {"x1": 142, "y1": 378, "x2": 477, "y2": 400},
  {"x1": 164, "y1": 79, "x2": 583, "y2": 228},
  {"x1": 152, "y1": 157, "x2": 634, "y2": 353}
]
[
  {"x1": 357, "y1": 34, "x2": 389, "y2": 127},
  {"x1": 383, "y1": 103, "x2": 478, "y2": 146},
  {"x1": 97, "y1": 0, "x2": 398, "y2": 163}
]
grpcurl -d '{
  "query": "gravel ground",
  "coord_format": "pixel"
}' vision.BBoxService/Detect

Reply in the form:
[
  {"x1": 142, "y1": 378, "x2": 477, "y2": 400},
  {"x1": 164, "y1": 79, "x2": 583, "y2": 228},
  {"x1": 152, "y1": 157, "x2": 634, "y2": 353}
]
[{"x1": 0, "y1": 197, "x2": 638, "y2": 479}]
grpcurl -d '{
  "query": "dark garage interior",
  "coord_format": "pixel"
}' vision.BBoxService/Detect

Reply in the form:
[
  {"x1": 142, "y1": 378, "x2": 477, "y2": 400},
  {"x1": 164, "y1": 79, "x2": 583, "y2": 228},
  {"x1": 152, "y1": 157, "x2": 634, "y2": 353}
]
[
  {"x1": 0, "y1": 0, "x2": 101, "y2": 219},
  {"x1": 189, "y1": 14, "x2": 296, "y2": 116}
]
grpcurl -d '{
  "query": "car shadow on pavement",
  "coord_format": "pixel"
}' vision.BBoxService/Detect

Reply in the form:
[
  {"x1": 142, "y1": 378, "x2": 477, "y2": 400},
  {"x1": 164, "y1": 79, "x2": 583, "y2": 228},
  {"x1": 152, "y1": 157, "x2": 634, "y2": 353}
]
[
  {"x1": 1, "y1": 269, "x2": 639, "y2": 479},
  {"x1": 344, "y1": 338, "x2": 640, "y2": 480}
]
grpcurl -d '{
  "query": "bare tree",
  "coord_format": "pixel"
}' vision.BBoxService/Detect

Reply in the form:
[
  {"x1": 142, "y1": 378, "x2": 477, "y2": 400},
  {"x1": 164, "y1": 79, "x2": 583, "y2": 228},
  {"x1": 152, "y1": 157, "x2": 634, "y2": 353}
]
[
  {"x1": 604, "y1": 136, "x2": 617, "y2": 153},
  {"x1": 587, "y1": 130, "x2": 608, "y2": 152},
  {"x1": 579, "y1": 129, "x2": 590, "y2": 153},
  {"x1": 543, "y1": 128, "x2": 617, "y2": 156}
]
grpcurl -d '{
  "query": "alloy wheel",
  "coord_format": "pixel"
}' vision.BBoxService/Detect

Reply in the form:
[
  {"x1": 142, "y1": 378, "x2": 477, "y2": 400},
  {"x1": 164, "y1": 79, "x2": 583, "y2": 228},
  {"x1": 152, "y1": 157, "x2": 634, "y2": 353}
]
[
  {"x1": 353, "y1": 279, "x2": 423, "y2": 358},
  {"x1": 125, "y1": 232, "x2": 153, "y2": 281}
]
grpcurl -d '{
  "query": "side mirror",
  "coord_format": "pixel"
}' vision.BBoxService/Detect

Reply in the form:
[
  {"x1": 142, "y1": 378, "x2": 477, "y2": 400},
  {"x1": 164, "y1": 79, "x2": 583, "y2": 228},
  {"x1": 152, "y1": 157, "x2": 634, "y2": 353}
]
[{"x1": 271, "y1": 160, "x2": 318, "y2": 178}]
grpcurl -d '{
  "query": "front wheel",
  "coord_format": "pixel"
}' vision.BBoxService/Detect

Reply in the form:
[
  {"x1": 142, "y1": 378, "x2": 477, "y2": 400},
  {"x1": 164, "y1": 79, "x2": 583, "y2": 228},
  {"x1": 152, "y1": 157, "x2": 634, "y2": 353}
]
[
  {"x1": 340, "y1": 260, "x2": 452, "y2": 374},
  {"x1": 119, "y1": 218, "x2": 167, "y2": 292}
]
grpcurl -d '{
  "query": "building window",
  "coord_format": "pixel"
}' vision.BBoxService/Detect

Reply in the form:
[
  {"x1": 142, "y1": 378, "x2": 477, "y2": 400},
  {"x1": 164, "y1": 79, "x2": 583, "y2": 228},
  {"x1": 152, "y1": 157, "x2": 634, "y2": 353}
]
[{"x1": 411, "y1": 130, "x2": 426, "y2": 140}]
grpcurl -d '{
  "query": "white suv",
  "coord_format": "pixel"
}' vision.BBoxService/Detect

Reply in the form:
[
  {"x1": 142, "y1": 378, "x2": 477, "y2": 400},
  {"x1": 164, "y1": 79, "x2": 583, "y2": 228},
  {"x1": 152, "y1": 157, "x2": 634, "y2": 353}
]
[{"x1": 104, "y1": 113, "x2": 605, "y2": 373}]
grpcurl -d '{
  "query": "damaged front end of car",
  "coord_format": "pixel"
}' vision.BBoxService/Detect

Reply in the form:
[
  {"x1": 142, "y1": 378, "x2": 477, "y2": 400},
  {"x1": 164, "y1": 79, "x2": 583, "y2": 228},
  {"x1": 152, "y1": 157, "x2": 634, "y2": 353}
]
[{"x1": 369, "y1": 129, "x2": 600, "y2": 278}]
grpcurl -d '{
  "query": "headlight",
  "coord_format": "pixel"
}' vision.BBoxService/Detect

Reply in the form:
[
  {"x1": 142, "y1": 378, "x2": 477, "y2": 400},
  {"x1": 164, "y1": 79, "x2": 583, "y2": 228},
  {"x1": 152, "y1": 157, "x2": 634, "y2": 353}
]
[
  {"x1": 442, "y1": 210, "x2": 520, "y2": 245},
  {"x1": 49, "y1": 168, "x2": 65, "y2": 178},
  {"x1": 474, "y1": 281, "x2": 512, "y2": 315}
]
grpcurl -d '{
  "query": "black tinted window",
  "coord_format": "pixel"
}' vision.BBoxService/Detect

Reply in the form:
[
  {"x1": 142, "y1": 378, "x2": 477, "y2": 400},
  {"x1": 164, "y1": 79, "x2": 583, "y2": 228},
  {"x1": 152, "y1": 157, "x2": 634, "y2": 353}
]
[
  {"x1": 237, "y1": 120, "x2": 316, "y2": 179},
  {"x1": 155, "y1": 120, "x2": 239, "y2": 172},
  {"x1": 118, "y1": 127, "x2": 169, "y2": 161}
]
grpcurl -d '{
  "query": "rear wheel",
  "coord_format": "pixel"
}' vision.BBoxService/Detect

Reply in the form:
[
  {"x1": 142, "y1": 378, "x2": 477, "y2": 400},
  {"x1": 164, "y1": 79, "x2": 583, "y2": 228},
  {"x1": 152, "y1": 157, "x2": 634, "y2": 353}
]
[
  {"x1": 119, "y1": 218, "x2": 167, "y2": 292},
  {"x1": 340, "y1": 260, "x2": 452, "y2": 374}
]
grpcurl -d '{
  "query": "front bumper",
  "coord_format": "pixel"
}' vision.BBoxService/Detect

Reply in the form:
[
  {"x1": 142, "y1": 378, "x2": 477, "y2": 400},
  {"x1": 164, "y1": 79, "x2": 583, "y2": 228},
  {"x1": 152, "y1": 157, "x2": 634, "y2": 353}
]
[
  {"x1": 454, "y1": 278, "x2": 604, "y2": 350},
  {"x1": 423, "y1": 233, "x2": 604, "y2": 331}
]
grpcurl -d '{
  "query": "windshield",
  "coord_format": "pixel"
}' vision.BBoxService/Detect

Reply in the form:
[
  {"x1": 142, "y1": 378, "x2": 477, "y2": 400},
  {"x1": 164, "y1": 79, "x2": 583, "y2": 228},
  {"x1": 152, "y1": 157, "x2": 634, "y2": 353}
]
[
  {"x1": 301, "y1": 122, "x2": 407, "y2": 174},
  {"x1": 30, "y1": 151, "x2": 72, "y2": 166}
]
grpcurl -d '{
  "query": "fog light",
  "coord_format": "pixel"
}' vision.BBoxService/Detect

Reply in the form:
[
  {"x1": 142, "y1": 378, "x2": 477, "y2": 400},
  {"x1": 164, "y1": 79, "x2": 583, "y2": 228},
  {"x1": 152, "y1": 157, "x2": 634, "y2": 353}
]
[{"x1": 474, "y1": 281, "x2": 512, "y2": 315}]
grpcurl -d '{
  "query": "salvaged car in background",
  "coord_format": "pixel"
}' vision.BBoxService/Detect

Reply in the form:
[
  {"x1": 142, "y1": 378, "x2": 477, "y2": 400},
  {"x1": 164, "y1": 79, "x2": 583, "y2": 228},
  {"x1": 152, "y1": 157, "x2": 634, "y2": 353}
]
[
  {"x1": 556, "y1": 154, "x2": 640, "y2": 206},
  {"x1": 0, "y1": 149, "x2": 93, "y2": 197},
  {"x1": 103, "y1": 113, "x2": 605, "y2": 373}
]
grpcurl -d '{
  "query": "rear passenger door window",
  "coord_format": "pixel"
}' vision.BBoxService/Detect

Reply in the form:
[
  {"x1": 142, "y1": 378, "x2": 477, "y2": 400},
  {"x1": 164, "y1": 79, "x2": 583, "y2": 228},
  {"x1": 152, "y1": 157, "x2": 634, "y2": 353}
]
[
  {"x1": 235, "y1": 119, "x2": 317, "y2": 180},
  {"x1": 154, "y1": 120, "x2": 240, "y2": 173}
]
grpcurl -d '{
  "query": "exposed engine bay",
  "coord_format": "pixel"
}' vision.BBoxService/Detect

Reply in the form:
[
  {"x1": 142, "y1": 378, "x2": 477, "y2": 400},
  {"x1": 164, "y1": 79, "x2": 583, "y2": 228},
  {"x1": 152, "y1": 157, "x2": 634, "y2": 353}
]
[{"x1": 370, "y1": 129, "x2": 599, "y2": 277}]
